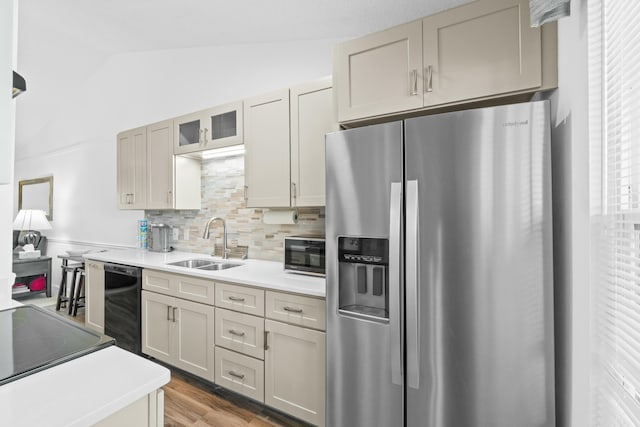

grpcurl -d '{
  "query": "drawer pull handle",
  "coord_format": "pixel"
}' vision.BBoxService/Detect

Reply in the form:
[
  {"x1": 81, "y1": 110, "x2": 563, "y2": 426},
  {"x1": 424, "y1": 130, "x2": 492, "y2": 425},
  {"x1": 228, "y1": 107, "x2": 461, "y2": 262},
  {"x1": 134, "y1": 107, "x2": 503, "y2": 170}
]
[
  {"x1": 283, "y1": 306, "x2": 303, "y2": 313},
  {"x1": 228, "y1": 296, "x2": 246, "y2": 302},
  {"x1": 229, "y1": 329, "x2": 245, "y2": 337},
  {"x1": 172, "y1": 307, "x2": 177, "y2": 323},
  {"x1": 264, "y1": 330, "x2": 269, "y2": 350},
  {"x1": 228, "y1": 370, "x2": 245, "y2": 380},
  {"x1": 167, "y1": 306, "x2": 171, "y2": 321}
]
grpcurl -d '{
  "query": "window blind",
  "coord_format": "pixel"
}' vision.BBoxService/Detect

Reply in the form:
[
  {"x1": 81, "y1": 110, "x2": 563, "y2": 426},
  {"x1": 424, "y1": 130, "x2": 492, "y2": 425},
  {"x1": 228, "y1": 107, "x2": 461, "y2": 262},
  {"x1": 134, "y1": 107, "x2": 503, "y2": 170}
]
[{"x1": 592, "y1": 0, "x2": 640, "y2": 425}]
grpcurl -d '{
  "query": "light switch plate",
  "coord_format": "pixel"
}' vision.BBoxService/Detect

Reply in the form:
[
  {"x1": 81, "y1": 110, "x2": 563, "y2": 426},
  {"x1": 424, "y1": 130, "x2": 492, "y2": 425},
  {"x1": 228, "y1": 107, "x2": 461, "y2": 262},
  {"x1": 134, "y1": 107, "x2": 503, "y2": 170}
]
[{"x1": 173, "y1": 228, "x2": 180, "y2": 241}]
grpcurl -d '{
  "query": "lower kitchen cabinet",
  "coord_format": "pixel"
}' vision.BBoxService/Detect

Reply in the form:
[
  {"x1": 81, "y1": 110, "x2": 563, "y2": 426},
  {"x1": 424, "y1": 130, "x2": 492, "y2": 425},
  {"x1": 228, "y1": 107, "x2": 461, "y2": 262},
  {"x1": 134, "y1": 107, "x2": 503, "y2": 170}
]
[
  {"x1": 264, "y1": 319, "x2": 326, "y2": 427},
  {"x1": 215, "y1": 346, "x2": 265, "y2": 403},
  {"x1": 85, "y1": 260, "x2": 105, "y2": 333},
  {"x1": 94, "y1": 389, "x2": 164, "y2": 427},
  {"x1": 141, "y1": 290, "x2": 215, "y2": 381}
]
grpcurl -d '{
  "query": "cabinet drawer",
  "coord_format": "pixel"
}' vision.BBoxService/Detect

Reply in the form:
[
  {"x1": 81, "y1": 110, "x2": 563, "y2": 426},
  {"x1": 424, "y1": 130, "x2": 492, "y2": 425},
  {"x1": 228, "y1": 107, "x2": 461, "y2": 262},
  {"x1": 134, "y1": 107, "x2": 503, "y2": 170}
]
[
  {"x1": 174, "y1": 274, "x2": 215, "y2": 305},
  {"x1": 143, "y1": 269, "x2": 215, "y2": 305},
  {"x1": 215, "y1": 308, "x2": 265, "y2": 360},
  {"x1": 265, "y1": 292, "x2": 326, "y2": 331},
  {"x1": 143, "y1": 270, "x2": 172, "y2": 295},
  {"x1": 215, "y1": 346, "x2": 264, "y2": 403},
  {"x1": 215, "y1": 282, "x2": 265, "y2": 317}
]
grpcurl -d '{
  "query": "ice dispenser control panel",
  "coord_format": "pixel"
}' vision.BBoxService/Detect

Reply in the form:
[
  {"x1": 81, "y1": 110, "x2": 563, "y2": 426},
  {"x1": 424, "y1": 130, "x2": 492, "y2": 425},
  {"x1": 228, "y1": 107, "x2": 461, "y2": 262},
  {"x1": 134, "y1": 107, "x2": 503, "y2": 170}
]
[{"x1": 338, "y1": 237, "x2": 389, "y2": 322}]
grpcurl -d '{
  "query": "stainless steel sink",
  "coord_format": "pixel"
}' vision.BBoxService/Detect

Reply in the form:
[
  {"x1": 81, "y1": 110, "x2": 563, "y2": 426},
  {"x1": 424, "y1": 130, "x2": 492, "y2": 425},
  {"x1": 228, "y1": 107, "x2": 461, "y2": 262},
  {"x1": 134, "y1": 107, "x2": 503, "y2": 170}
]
[
  {"x1": 197, "y1": 262, "x2": 241, "y2": 271},
  {"x1": 166, "y1": 258, "x2": 241, "y2": 271},
  {"x1": 167, "y1": 259, "x2": 216, "y2": 268}
]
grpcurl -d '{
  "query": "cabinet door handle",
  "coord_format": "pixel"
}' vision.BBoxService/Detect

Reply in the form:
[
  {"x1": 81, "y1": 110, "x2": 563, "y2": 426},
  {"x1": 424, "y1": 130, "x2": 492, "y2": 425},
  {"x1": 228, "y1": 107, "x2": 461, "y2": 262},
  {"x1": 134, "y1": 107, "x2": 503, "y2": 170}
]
[
  {"x1": 172, "y1": 307, "x2": 177, "y2": 323},
  {"x1": 410, "y1": 69, "x2": 418, "y2": 96},
  {"x1": 264, "y1": 330, "x2": 269, "y2": 350},
  {"x1": 425, "y1": 65, "x2": 433, "y2": 93},
  {"x1": 283, "y1": 306, "x2": 303, "y2": 313},
  {"x1": 203, "y1": 127, "x2": 209, "y2": 143},
  {"x1": 199, "y1": 129, "x2": 204, "y2": 144},
  {"x1": 228, "y1": 296, "x2": 245, "y2": 302},
  {"x1": 228, "y1": 329, "x2": 246, "y2": 337},
  {"x1": 228, "y1": 370, "x2": 245, "y2": 380},
  {"x1": 167, "y1": 306, "x2": 172, "y2": 321},
  {"x1": 291, "y1": 182, "x2": 297, "y2": 204},
  {"x1": 167, "y1": 189, "x2": 172, "y2": 205}
]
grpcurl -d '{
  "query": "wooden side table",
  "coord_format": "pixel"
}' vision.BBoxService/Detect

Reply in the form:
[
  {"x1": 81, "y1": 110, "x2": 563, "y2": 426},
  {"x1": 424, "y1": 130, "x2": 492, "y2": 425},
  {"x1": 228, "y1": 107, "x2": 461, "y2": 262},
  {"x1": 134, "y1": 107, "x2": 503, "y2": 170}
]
[{"x1": 12, "y1": 256, "x2": 52, "y2": 298}]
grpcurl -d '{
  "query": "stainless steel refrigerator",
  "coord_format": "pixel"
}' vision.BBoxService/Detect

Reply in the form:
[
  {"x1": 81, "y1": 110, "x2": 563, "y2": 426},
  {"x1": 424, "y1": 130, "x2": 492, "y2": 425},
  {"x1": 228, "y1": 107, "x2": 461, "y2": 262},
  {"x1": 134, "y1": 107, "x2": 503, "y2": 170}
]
[{"x1": 325, "y1": 101, "x2": 555, "y2": 427}]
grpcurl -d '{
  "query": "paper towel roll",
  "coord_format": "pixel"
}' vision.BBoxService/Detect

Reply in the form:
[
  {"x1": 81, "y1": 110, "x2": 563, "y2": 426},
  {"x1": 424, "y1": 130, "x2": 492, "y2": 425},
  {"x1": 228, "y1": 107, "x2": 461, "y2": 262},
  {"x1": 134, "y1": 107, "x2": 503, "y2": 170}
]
[{"x1": 263, "y1": 210, "x2": 298, "y2": 225}]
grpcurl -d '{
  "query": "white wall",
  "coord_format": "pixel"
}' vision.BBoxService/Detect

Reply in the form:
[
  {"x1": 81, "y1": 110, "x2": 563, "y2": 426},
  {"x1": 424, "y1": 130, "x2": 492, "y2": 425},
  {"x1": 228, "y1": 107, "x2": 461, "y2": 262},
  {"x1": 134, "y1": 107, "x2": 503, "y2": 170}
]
[
  {"x1": 548, "y1": 0, "x2": 591, "y2": 426},
  {"x1": 0, "y1": 0, "x2": 15, "y2": 303},
  {"x1": 13, "y1": 38, "x2": 338, "y2": 287}
]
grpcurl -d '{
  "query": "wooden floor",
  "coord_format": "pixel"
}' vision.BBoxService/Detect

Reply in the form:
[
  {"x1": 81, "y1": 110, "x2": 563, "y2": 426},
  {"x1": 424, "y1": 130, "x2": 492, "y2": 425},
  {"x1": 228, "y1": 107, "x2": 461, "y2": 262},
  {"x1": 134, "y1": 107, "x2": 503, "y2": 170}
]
[
  {"x1": 164, "y1": 370, "x2": 311, "y2": 427},
  {"x1": 44, "y1": 304, "x2": 310, "y2": 427}
]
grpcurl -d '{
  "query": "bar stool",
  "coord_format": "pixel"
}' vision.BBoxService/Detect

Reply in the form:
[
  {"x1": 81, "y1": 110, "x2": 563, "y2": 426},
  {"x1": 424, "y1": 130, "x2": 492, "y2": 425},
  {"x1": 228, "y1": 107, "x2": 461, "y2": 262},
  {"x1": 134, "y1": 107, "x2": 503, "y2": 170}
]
[
  {"x1": 70, "y1": 267, "x2": 85, "y2": 316},
  {"x1": 55, "y1": 259, "x2": 83, "y2": 312}
]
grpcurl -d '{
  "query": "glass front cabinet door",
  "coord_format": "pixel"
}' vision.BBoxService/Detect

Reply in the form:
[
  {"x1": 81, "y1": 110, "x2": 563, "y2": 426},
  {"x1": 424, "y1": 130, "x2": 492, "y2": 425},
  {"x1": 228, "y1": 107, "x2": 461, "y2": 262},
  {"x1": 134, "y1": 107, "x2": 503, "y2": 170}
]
[{"x1": 174, "y1": 100, "x2": 244, "y2": 155}]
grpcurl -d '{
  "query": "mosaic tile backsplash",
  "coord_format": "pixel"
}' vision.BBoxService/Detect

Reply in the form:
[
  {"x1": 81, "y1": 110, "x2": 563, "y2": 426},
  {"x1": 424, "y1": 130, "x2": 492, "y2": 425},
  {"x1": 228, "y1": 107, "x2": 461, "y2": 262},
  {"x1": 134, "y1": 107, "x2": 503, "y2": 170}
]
[{"x1": 145, "y1": 155, "x2": 325, "y2": 262}]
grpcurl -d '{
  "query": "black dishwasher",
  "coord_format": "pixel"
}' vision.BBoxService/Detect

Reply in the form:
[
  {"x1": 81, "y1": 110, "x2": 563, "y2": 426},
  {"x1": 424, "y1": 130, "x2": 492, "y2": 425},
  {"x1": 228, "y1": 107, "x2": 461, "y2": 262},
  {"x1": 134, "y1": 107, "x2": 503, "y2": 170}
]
[{"x1": 104, "y1": 263, "x2": 142, "y2": 354}]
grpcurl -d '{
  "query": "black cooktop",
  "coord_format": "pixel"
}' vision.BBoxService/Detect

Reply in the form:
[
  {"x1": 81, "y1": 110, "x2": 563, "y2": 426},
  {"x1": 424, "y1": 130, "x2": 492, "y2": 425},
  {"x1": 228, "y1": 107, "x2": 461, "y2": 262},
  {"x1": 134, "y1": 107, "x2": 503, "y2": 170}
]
[{"x1": 0, "y1": 305, "x2": 115, "y2": 386}]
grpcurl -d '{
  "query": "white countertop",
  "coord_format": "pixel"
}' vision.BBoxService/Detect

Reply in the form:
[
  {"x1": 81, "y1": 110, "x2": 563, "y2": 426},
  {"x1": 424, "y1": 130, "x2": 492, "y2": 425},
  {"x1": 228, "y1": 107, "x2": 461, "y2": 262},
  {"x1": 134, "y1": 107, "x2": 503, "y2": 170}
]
[
  {"x1": 84, "y1": 249, "x2": 326, "y2": 298},
  {"x1": 0, "y1": 302, "x2": 170, "y2": 427}
]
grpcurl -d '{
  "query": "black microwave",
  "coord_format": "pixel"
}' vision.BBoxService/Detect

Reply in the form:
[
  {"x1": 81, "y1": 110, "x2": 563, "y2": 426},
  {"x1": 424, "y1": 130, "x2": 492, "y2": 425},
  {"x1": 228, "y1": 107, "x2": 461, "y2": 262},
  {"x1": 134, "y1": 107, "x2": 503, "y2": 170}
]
[{"x1": 284, "y1": 235, "x2": 326, "y2": 277}]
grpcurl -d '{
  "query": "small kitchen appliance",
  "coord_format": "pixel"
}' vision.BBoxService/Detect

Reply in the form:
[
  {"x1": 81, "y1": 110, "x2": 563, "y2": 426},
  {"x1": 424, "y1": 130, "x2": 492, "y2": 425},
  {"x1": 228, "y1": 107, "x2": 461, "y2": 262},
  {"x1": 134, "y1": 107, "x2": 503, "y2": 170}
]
[
  {"x1": 284, "y1": 235, "x2": 325, "y2": 277},
  {"x1": 148, "y1": 223, "x2": 172, "y2": 252}
]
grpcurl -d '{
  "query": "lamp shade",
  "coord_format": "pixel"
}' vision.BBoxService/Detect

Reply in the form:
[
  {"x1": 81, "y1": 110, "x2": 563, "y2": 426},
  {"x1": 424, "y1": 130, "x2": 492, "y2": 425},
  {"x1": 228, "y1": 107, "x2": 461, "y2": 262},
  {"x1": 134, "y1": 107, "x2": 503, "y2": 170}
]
[{"x1": 13, "y1": 210, "x2": 52, "y2": 231}]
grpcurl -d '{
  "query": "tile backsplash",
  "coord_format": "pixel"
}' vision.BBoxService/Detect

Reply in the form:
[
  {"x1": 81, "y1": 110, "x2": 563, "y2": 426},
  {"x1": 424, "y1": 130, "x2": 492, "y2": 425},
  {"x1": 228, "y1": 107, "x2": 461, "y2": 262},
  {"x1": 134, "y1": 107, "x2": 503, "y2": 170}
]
[{"x1": 146, "y1": 155, "x2": 325, "y2": 262}]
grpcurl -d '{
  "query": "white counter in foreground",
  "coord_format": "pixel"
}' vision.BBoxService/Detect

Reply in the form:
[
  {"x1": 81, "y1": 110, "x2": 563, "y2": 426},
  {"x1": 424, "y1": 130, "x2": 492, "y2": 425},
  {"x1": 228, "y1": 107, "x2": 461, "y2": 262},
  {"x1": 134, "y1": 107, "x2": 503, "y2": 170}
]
[
  {"x1": 0, "y1": 302, "x2": 170, "y2": 427},
  {"x1": 0, "y1": 346, "x2": 169, "y2": 427},
  {"x1": 84, "y1": 249, "x2": 326, "y2": 297}
]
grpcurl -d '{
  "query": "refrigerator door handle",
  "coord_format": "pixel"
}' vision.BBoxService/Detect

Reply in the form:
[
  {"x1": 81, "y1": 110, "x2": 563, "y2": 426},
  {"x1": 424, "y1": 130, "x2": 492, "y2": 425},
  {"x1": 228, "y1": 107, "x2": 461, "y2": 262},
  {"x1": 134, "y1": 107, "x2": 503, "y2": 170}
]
[
  {"x1": 389, "y1": 182, "x2": 403, "y2": 386},
  {"x1": 406, "y1": 179, "x2": 420, "y2": 389}
]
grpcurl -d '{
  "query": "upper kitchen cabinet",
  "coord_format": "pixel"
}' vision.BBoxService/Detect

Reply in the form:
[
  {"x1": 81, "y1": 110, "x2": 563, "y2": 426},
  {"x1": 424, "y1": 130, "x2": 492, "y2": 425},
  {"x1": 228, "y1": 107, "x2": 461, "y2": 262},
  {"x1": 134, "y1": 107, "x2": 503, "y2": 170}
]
[
  {"x1": 117, "y1": 126, "x2": 147, "y2": 209},
  {"x1": 333, "y1": 21, "x2": 424, "y2": 123},
  {"x1": 333, "y1": 0, "x2": 558, "y2": 123},
  {"x1": 422, "y1": 0, "x2": 545, "y2": 107},
  {"x1": 147, "y1": 119, "x2": 201, "y2": 210},
  {"x1": 174, "y1": 101, "x2": 244, "y2": 155},
  {"x1": 244, "y1": 89, "x2": 291, "y2": 208},
  {"x1": 290, "y1": 77, "x2": 337, "y2": 207},
  {"x1": 245, "y1": 78, "x2": 335, "y2": 208}
]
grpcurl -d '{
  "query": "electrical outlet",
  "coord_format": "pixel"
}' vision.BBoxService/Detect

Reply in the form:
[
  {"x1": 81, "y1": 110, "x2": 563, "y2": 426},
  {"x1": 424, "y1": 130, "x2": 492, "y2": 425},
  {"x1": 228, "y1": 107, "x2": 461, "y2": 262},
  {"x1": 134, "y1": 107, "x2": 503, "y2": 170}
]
[{"x1": 172, "y1": 227, "x2": 180, "y2": 241}]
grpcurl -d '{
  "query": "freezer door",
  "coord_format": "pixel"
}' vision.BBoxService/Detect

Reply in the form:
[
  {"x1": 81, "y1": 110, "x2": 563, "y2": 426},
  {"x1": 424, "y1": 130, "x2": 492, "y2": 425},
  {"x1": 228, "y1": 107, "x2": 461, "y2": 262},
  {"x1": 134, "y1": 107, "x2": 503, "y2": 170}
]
[
  {"x1": 326, "y1": 122, "x2": 404, "y2": 427},
  {"x1": 404, "y1": 101, "x2": 555, "y2": 427}
]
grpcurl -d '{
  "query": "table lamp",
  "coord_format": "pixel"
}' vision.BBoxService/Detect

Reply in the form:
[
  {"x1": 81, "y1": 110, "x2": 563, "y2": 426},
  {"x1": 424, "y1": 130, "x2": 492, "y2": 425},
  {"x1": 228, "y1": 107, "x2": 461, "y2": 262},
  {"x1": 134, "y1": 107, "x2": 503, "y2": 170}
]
[{"x1": 13, "y1": 209, "x2": 52, "y2": 245}]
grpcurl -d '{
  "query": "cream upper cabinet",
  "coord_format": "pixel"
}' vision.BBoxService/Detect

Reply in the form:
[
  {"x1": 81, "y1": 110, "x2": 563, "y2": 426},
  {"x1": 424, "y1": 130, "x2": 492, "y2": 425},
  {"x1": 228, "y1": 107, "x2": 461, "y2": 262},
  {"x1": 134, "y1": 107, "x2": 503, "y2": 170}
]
[
  {"x1": 85, "y1": 260, "x2": 104, "y2": 333},
  {"x1": 244, "y1": 89, "x2": 291, "y2": 208},
  {"x1": 422, "y1": 0, "x2": 542, "y2": 107},
  {"x1": 174, "y1": 101, "x2": 243, "y2": 155},
  {"x1": 265, "y1": 319, "x2": 326, "y2": 427},
  {"x1": 117, "y1": 127, "x2": 147, "y2": 209},
  {"x1": 147, "y1": 119, "x2": 201, "y2": 210},
  {"x1": 333, "y1": 21, "x2": 424, "y2": 123},
  {"x1": 116, "y1": 120, "x2": 200, "y2": 210},
  {"x1": 290, "y1": 77, "x2": 336, "y2": 207},
  {"x1": 141, "y1": 290, "x2": 215, "y2": 382},
  {"x1": 146, "y1": 119, "x2": 174, "y2": 209},
  {"x1": 333, "y1": 0, "x2": 557, "y2": 123}
]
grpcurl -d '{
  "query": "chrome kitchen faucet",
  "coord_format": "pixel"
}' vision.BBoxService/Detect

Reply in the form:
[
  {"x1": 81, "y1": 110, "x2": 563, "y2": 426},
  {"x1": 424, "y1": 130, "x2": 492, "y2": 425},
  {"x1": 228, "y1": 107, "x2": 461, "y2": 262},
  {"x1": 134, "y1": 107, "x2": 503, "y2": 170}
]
[{"x1": 202, "y1": 217, "x2": 230, "y2": 259}]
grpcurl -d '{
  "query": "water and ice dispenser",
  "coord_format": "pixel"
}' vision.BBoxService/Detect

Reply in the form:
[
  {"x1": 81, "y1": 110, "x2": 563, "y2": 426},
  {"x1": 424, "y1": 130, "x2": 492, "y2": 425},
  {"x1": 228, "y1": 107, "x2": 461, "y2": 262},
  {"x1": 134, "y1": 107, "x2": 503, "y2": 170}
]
[{"x1": 337, "y1": 237, "x2": 389, "y2": 322}]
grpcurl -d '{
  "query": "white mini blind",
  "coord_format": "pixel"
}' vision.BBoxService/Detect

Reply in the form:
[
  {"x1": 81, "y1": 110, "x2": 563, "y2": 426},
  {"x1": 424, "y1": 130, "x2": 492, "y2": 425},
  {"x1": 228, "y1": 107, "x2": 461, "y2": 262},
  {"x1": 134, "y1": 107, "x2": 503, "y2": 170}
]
[{"x1": 593, "y1": 0, "x2": 640, "y2": 425}]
